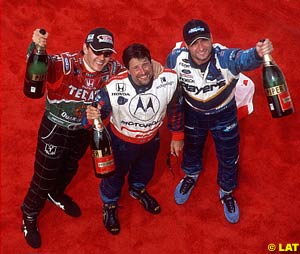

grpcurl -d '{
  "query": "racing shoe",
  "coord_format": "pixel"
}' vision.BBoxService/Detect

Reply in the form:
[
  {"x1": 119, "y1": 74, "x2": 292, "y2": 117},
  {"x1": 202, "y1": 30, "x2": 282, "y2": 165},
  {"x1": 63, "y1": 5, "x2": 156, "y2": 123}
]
[
  {"x1": 47, "y1": 193, "x2": 81, "y2": 217},
  {"x1": 219, "y1": 189, "x2": 240, "y2": 224},
  {"x1": 103, "y1": 203, "x2": 120, "y2": 235},
  {"x1": 174, "y1": 174, "x2": 198, "y2": 204},
  {"x1": 21, "y1": 216, "x2": 41, "y2": 248},
  {"x1": 129, "y1": 187, "x2": 161, "y2": 214}
]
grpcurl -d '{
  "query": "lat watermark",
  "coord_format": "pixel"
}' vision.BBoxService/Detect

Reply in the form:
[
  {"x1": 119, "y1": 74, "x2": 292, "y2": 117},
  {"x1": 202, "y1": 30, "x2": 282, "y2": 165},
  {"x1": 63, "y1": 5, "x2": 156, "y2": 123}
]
[{"x1": 268, "y1": 243, "x2": 300, "y2": 252}]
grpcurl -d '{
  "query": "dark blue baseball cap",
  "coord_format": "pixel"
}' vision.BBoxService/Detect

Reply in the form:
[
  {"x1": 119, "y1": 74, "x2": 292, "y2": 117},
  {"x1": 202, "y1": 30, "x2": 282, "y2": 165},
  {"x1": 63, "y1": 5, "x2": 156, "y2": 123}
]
[{"x1": 183, "y1": 19, "x2": 211, "y2": 45}]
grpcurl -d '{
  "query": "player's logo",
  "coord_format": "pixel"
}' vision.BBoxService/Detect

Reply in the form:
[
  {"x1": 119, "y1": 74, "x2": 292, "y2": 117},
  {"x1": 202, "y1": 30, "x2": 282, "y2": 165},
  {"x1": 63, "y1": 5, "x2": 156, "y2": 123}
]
[
  {"x1": 116, "y1": 83, "x2": 126, "y2": 92},
  {"x1": 182, "y1": 69, "x2": 191, "y2": 74},
  {"x1": 129, "y1": 93, "x2": 160, "y2": 121},
  {"x1": 117, "y1": 96, "x2": 128, "y2": 105},
  {"x1": 45, "y1": 144, "x2": 57, "y2": 156},
  {"x1": 97, "y1": 34, "x2": 113, "y2": 45},
  {"x1": 243, "y1": 79, "x2": 249, "y2": 86},
  {"x1": 160, "y1": 77, "x2": 166, "y2": 83},
  {"x1": 85, "y1": 78, "x2": 94, "y2": 88}
]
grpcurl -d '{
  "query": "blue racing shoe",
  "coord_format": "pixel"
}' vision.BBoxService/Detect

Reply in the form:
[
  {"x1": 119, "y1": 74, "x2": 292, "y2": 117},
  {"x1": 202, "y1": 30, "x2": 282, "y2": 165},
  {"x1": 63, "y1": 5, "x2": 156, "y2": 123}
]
[
  {"x1": 219, "y1": 189, "x2": 240, "y2": 224},
  {"x1": 174, "y1": 174, "x2": 198, "y2": 204}
]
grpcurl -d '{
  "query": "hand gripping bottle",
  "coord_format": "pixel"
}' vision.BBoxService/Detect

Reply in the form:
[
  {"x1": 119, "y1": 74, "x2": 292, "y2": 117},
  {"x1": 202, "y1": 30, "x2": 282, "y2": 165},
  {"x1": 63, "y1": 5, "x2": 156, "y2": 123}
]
[
  {"x1": 23, "y1": 29, "x2": 48, "y2": 99},
  {"x1": 90, "y1": 106, "x2": 115, "y2": 178}
]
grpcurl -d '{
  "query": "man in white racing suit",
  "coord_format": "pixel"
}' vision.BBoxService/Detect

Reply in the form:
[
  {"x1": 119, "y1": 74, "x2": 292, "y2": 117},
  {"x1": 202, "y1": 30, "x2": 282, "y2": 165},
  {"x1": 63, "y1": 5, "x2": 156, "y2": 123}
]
[{"x1": 84, "y1": 43, "x2": 184, "y2": 234}]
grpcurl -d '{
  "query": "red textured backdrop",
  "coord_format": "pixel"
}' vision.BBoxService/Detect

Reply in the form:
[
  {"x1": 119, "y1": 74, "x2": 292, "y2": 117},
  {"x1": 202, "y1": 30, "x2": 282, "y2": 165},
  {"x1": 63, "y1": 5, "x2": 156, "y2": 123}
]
[{"x1": 1, "y1": 1, "x2": 300, "y2": 253}]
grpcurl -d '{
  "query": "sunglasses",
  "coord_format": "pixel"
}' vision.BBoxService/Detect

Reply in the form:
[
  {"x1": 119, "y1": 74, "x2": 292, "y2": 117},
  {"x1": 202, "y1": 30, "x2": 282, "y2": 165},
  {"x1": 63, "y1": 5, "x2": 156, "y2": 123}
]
[{"x1": 92, "y1": 50, "x2": 113, "y2": 57}]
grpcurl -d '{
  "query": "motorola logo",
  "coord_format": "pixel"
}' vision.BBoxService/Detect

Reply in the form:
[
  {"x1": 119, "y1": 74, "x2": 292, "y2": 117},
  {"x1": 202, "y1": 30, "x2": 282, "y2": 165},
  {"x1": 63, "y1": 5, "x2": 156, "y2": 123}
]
[{"x1": 129, "y1": 93, "x2": 160, "y2": 121}]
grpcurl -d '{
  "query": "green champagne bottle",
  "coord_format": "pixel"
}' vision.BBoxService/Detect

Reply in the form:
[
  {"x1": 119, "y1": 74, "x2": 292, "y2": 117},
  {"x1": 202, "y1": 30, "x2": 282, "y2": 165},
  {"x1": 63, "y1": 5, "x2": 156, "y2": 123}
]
[
  {"x1": 262, "y1": 54, "x2": 294, "y2": 118},
  {"x1": 23, "y1": 29, "x2": 48, "y2": 99}
]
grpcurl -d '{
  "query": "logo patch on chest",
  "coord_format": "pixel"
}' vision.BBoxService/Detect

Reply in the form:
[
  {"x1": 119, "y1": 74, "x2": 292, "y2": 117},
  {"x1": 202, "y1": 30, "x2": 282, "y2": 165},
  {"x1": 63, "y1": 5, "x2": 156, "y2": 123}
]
[{"x1": 129, "y1": 93, "x2": 160, "y2": 121}]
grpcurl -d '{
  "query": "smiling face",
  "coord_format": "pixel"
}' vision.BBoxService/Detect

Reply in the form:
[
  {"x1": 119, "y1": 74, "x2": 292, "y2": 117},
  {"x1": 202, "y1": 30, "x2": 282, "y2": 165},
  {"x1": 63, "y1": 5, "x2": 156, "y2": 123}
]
[
  {"x1": 187, "y1": 38, "x2": 213, "y2": 65},
  {"x1": 83, "y1": 43, "x2": 112, "y2": 72},
  {"x1": 127, "y1": 57, "x2": 153, "y2": 86}
]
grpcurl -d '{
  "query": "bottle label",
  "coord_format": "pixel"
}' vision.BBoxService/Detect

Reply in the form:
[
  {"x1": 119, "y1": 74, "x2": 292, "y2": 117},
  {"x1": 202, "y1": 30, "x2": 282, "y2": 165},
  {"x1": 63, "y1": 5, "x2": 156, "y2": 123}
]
[
  {"x1": 31, "y1": 73, "x2": 47, "y2": 81},
  {"x1": 278, "y1": 92, "x2": 293, "y2": 111},
  {"x1": 92, "y1": 152, "x2": 115, "y2": 174},
  {"x1": 265, "y1": 84, "x2": 293, "y2": 111},
  {"x1": 265, "y1": 84, "x2": 286, "y2": 96},
  {"x1": 30, "y1": 86, "x2": 37, "y2": 93}
]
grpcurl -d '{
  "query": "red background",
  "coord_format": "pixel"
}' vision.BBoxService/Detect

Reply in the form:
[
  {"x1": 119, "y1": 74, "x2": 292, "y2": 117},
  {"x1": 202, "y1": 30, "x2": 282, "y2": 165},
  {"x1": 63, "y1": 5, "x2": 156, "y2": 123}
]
[{"x1": 1, "y1": 0, "x2": 300, "y2": 253}]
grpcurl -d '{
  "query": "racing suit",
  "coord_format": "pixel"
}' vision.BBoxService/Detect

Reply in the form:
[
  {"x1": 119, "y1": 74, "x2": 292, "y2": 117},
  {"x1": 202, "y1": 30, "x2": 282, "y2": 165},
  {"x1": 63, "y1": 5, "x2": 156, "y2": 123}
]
[
  {"x1": 22, "y1": 47, "x2": 124, "y2": 218},
  {"x1": 166, "y1": 43, "x2": 263, "y2": 191},
  {"x1": 83, "y1": 68, "x2": 183, "y2": 204}
]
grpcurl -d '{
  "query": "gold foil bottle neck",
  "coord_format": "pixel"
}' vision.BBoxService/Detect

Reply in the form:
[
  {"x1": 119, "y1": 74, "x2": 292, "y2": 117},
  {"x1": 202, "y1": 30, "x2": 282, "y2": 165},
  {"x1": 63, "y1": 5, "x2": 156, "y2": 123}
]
[
  {"x1": 35, "y1": 44, "x2": 46, "y2": 54},
  {"x1": 263, "y1": 54, "x2": 274, "y2": 66}
]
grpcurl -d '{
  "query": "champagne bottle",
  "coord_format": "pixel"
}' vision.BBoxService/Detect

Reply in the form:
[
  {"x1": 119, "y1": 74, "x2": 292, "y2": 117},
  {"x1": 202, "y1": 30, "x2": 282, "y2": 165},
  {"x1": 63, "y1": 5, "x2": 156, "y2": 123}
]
[
  {"x1": 91, "y1": 115, "x2": 115, "y2": 178},
  {"x1": 262, "y1": 53, "x2": 294, "y2": 118},
  {"x1": 23, "y1": 29, "x2": 48, "y2": 99}
]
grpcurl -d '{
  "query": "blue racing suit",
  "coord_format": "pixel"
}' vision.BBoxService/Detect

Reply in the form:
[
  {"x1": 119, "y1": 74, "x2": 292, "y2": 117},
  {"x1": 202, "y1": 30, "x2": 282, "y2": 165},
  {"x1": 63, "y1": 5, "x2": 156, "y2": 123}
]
[{"x1": 166, "y1": 43, "x2": 263, "y2": 191}]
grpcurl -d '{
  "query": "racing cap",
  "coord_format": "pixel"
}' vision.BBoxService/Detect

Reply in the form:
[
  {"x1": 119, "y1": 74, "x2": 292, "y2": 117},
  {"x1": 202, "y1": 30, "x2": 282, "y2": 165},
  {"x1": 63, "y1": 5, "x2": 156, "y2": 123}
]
[
  {"x1": 85, "y1": 28, "x2": 116, "y2": 53},
  {"x1": 183, "y1": 19, "x2": 211, "y2": 46}
]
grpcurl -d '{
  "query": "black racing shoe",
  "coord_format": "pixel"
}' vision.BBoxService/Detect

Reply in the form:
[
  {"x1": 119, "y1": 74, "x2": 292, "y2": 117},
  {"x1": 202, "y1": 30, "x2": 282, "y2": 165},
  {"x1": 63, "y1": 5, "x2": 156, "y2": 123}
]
[
  {"x1": 129, "y1": 187, "x2": 161, "y2": 214},
  {"x1": 103, "y1": 204, "x2": 120, "y2": 235},
  {"x1": 47, "y1": 193, "x2": 81, "y2": 217},
  {"x1": 21, "y1": 216, "x2": 41, "y2": 248}
]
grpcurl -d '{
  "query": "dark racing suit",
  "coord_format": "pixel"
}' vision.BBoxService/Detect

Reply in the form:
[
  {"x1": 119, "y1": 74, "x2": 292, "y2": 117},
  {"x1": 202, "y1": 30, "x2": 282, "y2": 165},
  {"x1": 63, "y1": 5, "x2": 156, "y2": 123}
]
[
  {"x1": 22, "y1": 47, "x2": 124, "y2": 218},
  {"x1": 166, "y1": 43, "x2": 263, "y2": 191},
  {"x1": 82, "y1": 68, "x2": 184, "y2": 204}
]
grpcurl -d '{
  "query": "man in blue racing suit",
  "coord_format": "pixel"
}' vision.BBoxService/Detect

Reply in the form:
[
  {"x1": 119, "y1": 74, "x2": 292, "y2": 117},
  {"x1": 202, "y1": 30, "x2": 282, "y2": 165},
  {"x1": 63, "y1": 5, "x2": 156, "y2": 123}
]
[{"x1": 166, "y1": 19, "x2": 273, "y2": 223}]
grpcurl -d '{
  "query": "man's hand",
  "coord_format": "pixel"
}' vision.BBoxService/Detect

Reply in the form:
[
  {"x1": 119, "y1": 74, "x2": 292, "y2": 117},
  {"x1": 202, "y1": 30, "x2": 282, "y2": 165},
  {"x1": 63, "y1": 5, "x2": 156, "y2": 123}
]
[
  {"x1": 256, "y1": 38, "x2": 273, "y2": 58},
  {"x1": 170, "y1": 140, "x2": 184, "y2": 157},
  {"x1": 86, "y1": 105, "x2": 101, "y2": 120},
  {"x1": 32, "y1": 28, "x2": 48, "y2": 47},
  {"x1": 151, "y1": 59, "x2": 164, "y2": 79}
]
